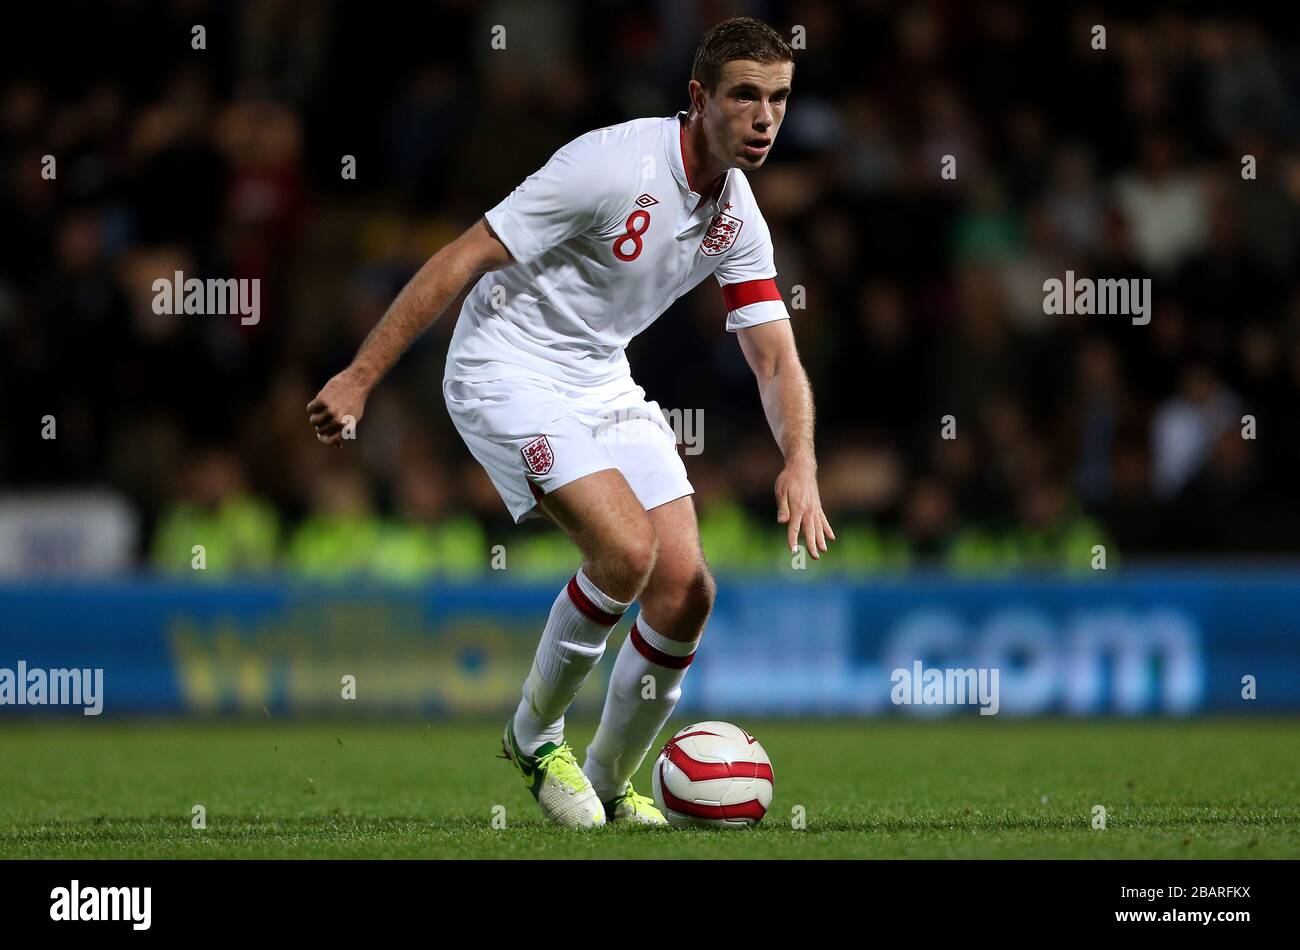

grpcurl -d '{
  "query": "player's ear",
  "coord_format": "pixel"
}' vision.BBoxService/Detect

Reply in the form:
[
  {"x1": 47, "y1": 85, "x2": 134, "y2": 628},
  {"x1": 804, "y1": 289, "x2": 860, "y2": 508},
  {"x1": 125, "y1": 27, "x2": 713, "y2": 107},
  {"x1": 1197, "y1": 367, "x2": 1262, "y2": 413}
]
[{"x1": 687, "y1": 79, "x2": 705, "y2": 116}]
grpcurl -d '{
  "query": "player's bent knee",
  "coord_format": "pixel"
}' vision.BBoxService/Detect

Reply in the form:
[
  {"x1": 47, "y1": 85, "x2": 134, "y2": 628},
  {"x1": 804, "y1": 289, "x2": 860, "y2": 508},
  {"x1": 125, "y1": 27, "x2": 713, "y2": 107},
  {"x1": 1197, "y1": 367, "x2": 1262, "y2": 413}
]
[
  {"x1": 668, "y1": 564, "x2": 715, "y2": 633},
  {"x1": 701, "y1": 566, "x2": 718, "y2": 609},
  {"x1": 645, "y1": 560, "x2": 715, "y2": 632},
  {"x1": 630, "y1": 525, "x2": 661, "y2": 585},
  {"x1": 605, "y1": 518, "x2": 658, "y2": 591},
  {"x1": 687, "y1": 564, "x2": 717, "y2": 625}
]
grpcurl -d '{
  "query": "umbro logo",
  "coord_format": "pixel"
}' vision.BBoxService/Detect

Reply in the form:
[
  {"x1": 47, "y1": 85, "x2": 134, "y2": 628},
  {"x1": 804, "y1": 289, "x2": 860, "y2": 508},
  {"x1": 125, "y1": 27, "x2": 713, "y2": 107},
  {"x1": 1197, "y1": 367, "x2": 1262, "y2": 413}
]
[{"x1": 635, "y1": 193, "x2": 659, "y2": 208}]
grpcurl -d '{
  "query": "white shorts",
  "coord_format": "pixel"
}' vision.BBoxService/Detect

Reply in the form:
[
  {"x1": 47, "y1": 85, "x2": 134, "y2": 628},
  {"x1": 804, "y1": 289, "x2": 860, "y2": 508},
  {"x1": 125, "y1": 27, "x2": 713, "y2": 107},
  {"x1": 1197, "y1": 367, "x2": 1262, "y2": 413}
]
[{"x1": 443, "y1": 369, "x2": 694, "y2": 524}]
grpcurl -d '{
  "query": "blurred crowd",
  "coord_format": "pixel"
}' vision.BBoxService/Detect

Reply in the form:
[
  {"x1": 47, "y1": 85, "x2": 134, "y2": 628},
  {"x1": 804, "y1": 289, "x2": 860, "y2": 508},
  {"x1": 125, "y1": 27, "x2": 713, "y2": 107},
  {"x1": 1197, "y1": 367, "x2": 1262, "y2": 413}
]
[{"x1": 4, "y1": 0, "x2": 1300, "y2": 579}]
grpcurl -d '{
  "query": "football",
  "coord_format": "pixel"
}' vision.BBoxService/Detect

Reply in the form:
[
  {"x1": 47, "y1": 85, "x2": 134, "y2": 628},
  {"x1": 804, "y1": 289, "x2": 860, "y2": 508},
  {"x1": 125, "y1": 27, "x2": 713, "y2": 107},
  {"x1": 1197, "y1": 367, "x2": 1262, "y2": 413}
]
[{"x1": 651, "y1": 721, "x2": 774, "y2": 828}]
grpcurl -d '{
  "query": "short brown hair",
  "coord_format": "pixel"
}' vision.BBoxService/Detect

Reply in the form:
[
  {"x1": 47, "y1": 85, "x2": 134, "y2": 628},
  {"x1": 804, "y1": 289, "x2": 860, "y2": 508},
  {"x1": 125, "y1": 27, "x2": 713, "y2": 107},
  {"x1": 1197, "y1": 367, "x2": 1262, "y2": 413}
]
[{"x1": 690, "y1": 16, "x2": 794, "y2": 96}]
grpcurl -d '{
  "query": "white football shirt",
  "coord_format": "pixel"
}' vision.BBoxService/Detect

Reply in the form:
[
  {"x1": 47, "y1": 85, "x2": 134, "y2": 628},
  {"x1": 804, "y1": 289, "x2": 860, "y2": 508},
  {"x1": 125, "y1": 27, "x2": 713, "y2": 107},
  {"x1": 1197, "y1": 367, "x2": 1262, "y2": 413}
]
[{"x1": 444, "y1": 111, "x2": 789, "y2": 388}]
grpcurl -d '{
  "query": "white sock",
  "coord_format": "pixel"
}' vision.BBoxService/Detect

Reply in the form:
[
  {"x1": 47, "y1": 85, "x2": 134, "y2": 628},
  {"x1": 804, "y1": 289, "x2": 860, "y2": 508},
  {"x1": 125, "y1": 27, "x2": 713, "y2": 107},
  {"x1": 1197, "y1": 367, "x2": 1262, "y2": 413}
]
[
  {"x1": 584, "y1": 613, "x2": 700, "y2": 802},
  {"x1": 513, "y1": 568, "x2": 630, "y2": 755}
]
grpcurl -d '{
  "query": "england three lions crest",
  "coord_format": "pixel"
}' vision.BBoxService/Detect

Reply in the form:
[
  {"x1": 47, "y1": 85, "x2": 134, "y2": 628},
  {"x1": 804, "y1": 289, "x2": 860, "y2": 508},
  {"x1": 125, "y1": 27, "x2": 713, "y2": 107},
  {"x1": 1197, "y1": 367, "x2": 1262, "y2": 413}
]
[
  {"x1": 701, "y1": 212, "x2": 743, "y2": 256},
  {"x1": 521, "y1": 435, "x2": 554, "y2": 475}
]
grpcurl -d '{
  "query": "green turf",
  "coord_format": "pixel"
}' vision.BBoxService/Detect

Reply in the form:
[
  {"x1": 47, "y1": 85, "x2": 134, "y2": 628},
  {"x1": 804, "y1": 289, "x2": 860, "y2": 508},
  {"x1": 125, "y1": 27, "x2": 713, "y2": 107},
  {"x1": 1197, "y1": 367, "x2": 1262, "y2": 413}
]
[{"x1": 0, "y1": 718, "x2": 1297, "y2": 858}]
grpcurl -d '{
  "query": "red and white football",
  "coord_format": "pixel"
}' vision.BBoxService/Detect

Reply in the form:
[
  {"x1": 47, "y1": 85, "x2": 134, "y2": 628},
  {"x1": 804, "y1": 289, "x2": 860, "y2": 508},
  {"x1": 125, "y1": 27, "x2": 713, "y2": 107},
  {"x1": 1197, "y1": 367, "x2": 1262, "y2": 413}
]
[{"x1": 651, "y1": 721, "x2": 774, "y2": 829}]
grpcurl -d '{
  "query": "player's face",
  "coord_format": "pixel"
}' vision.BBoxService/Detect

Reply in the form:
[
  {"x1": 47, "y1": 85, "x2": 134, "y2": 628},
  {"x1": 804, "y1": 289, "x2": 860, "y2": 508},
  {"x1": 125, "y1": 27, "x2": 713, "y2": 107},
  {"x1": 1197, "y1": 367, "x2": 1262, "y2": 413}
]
[{"x1": 702, "y1": 59, "x2": 793, "y2": 169}]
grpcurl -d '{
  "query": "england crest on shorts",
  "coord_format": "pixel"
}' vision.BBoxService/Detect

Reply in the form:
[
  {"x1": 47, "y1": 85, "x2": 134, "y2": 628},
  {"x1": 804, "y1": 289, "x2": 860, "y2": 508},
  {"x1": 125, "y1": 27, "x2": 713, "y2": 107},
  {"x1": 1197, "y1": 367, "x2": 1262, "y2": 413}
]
[
  {"x1": 521, "y1": 435, "x2": 554, "y2": 475},
  {"x1": 700, "y1": 212, "x2": 743, "y2": 256}
]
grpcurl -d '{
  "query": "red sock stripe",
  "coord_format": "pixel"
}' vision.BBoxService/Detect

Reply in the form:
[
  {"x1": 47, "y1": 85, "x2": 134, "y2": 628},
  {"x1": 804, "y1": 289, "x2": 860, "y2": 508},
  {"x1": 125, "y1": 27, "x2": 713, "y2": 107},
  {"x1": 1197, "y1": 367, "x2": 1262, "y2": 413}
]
[
  {"x1": 565, "y1": 575, "x2": 624, "y2": 626},
  {"x1": 629, "y1": 622, "x2": 695, "y2": 669}
]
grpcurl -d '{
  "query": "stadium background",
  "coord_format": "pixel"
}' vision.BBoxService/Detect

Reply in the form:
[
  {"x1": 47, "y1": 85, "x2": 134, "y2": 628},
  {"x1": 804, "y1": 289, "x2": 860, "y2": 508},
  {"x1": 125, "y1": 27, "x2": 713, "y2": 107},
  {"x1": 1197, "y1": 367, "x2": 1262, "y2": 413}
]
[{"x1": 2, "y1": 1, "x2": 1299, "y2": 724}]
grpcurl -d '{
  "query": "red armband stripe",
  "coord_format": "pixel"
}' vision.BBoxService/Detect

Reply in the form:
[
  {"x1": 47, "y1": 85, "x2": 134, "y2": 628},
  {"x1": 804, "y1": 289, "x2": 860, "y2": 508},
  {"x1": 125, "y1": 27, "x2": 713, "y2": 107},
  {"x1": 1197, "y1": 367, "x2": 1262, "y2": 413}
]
[{"x1": 721, "y1": 278, "x2": 782, "y2": 312}]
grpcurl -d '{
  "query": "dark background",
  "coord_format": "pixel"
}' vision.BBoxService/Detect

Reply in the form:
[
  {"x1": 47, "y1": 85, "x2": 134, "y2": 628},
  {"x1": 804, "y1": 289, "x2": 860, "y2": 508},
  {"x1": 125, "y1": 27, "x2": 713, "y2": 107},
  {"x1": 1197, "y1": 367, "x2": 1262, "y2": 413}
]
[{"x1": 4, "y1": 0, "x2": 1300, "y2": 578}]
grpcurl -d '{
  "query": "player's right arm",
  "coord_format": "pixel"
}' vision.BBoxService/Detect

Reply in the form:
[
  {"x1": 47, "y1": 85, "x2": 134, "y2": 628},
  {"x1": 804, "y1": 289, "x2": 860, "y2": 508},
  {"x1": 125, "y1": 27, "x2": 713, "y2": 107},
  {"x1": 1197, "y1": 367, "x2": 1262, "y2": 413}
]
[
  {"x1": 310, "y1": 129, "x2": 622, "y2": 445},
  {"x1": 307, "y1": 217, "x2": 514, "y2": 446}
]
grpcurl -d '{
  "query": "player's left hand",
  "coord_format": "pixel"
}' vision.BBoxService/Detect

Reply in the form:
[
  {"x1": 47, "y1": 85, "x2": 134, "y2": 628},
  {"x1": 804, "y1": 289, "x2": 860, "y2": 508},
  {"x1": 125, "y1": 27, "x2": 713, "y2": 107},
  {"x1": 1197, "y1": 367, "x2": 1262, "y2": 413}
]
[
  {"x1": 307, "y1": 368, "x2": 370, "y2": 446},
  {"x1": 774, "y1": 457, "x2": 835, "y2": 559}
]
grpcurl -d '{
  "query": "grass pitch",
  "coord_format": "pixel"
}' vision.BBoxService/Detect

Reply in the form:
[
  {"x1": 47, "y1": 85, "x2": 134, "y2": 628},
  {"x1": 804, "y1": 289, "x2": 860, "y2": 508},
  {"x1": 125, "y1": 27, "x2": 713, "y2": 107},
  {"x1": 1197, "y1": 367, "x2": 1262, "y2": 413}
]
[{"x1": 1, "y1": 718, "x2": 1296, "y2": 859}]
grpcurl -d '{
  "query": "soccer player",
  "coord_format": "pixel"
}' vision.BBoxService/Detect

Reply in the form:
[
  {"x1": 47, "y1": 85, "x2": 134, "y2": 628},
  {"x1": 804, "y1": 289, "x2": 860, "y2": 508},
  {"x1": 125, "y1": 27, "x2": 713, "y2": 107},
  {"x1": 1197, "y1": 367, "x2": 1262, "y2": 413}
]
[{"x1": 307, "y1": 17, "x2": 834, "y2": 826}]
